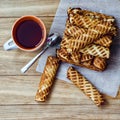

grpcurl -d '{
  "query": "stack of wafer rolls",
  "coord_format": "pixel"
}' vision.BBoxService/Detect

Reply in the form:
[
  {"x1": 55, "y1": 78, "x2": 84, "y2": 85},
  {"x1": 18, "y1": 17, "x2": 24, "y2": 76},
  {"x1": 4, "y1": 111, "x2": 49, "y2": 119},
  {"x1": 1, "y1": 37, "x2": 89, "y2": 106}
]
[
  {"x1": 67, "y1": 67, "x2": 104, "y2": 106},
  {"x1": 35, "y1": 56, "x2": 60, "y2": 102},
  {"x1": 57, "y1": 8, "x2": 117, "y2": 71}
]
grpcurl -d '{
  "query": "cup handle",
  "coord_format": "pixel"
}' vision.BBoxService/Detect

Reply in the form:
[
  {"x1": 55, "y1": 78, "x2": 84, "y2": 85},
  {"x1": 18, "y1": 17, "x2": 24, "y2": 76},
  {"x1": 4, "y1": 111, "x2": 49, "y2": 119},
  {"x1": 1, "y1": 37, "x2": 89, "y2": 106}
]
[{"x1": 3, "y1": 38, "x2": 18, "y2": 50}]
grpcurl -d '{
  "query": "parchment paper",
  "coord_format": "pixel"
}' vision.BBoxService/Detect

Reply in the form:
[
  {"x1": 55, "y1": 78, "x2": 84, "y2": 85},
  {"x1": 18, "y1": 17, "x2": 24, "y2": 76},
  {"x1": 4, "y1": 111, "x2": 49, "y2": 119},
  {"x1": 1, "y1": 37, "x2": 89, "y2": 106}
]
[{"x1": 36, "y1": 0, "x2": 120, "y2": 97}]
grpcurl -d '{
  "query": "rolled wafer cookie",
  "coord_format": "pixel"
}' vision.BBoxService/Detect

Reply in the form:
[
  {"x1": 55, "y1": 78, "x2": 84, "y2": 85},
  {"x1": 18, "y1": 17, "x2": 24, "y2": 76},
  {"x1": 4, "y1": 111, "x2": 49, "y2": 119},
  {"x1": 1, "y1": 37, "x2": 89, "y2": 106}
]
[
  {"x1": 57, "y1": 48, "x2": 106, "y2": 71},
  {"x1": 81, "y1": 54, "x2": 94, "y2": 62},
  {"x1": 63, "y1": 25, "x2": 114, "y2": 50},
  {"x1": 67, "y1": 8, "x2": 114, "y2": 22},
  {"x1": 94, "y1": 35, "x2": 112, "y2": 47},
  {"x1": 80, "y1": 44, "x2": 110, "y2": 58},
  {"x1": 67, "y1": 67, "x2": 104, "y2": 106},
  {"x1": 35, "y1": 56, "x2": 60, "y2": 102}
]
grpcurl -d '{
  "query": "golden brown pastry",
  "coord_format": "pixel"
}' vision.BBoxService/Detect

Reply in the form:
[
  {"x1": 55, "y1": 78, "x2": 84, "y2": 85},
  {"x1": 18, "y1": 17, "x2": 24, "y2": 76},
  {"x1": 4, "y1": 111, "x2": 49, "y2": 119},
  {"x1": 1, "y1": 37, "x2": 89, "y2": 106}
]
[
  {"x1": 93, "y1": 57, "x2": 106, "y2": 70},
  {"x1": 67, "y1": 8, "x2": 117, "y2": 37},
  {"x1": 60, "y1": 35, "x2": 70, "y2": 49},
  {"x1": 66, "y1": 36, "x2": 94, "y2": 51},
  {"x1": 57, "y1": 7, "x2": 117, "y2": 71},
  {"x1": 69, "y1": 13, "x2": 115, "y2": 31},
  {"x1": 56, "y1": 48, "x2": 70, "y2": 62},
  {"x1": 64, "y1": 23, "x2": 87, "y2": 37},
  {"x1": 80, "y1": 44, "x2": 110, "y2": 58},
  {"x1": 70, "y1": 52, "x2": 81, "y2": 64},
  {"x1": 63, "y1": 24, "x2": 114, "y2": 51},
  {"x1": 81, "y1": 54, "x2": 94, "y2": 62},
  {"x1": 61, "y1": 34, "x2": 112, "y2": 52},
  {"x1": 57, "y1": 48, "x2": 106, "y2": 71},
  {"x1": 67, "y1": 8, "x2": 115, "y2": 22},
  {"x1": 35, "y1": 56, "x2": 60, "y2": 102},
  {"x1": 94, "y1": 35, "x2": 112, "y2": 47},
  {"x1": 69, "y1": 13, "x2": 102, "y2": 28},
  {"x1": 67, "y1": 67, "x2": 104, "y2": 106}
]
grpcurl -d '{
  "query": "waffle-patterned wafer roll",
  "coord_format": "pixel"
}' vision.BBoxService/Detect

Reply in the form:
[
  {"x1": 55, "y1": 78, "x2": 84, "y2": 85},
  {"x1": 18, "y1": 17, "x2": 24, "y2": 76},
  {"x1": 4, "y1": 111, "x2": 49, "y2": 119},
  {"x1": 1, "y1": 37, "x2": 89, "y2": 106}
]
[
  {"x1": 80, "y1": 44, "x2": 110, "y2": 58},
  {"x1": 68, "y1": 12, "x2": 115, "y2": 29},
  {"x1": 69, "y1": 13, "x2": 101, "y2": 28},
  {"x1": 67, "y1": 67, "x2": 104, "y2": 106},
  {"x1": 57, "y1": 48, "x2": 105, "y2": 71},
  {"x1": 35, "y1": 56, "x2": 60, "y2": 102},
  {"x1": 89, "y1": 22, "x2": 116, "y2": 36},
  {"x1": 62, "y1": 33, "x2": 112, "y2": 53},
  {"x1": 64, "y1": 24, "x2": 86, "y2": 37},
  {"x1": 81, "y1": 54, "x2": 94, "y2": 62},
  {"x1": 67, "y1": 36, "x2": 93, "y2": 51},
  {"x1": 61, "y1": 35, "x2": 91, "y2": 51},
  {"x1": 64, "y1": 24, "x2": 98, "y2": 39},
  {"x1": 57, "y1": 48, "x2": 81, "y2": 65},
  {"x1": 68, "y1": 8, "x2": 115, "y2": 22},
  {"x1": 61, "y1": 35, "x2": 96, "y2": 52},
  {"x1": 81, "y1": 60, "x2": 92, "y2": 68},
  {"x1": 58, "y1": 7, "x2": 117, "y2": 71},
  {"x1": 70, "y1": 52, "x2": 81, "y2": 64},
  {"x1": 60, "y1": 36, "x2": 70, "y2": 49},
  {"x1": 94, "y1": 35, "x2": 112, "y2": 47},
  {"x1": 68, "y1": 13, "x2": 116, "y2": 36},
  {"x1": 93, "y1": 57, "x2": 106, "y2": 70},
  {"x1": 57, "y1": 48, "x2": 70, "y2": 62},
  {"x1": 63, "y1": 25, "x2": 115, "y2": 51}
]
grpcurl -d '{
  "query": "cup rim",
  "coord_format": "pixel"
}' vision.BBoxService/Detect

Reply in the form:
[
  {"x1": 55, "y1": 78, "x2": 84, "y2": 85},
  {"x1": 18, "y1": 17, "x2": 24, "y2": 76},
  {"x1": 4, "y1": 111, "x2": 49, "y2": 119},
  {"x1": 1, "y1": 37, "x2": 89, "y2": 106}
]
[{"x1": 12, "y1": 15, "x2": 46, "y2": 52}]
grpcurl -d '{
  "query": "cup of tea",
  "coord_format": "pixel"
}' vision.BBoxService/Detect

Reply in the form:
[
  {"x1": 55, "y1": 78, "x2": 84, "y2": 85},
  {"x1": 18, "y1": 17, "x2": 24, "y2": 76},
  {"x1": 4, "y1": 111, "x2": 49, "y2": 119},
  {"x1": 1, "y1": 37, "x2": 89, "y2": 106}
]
[{"x1": 3, "y1": 15, "x2": 46, "y2": 52}]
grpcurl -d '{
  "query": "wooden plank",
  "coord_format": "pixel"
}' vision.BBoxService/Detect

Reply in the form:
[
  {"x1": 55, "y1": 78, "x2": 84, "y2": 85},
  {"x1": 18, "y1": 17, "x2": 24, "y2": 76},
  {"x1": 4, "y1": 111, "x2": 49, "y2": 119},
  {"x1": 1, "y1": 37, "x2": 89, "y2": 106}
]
[
  {"x1": 0, "y1": 104, "x2": 120, "y2": 120},
  {"x1": 0, "y1": 0, "x2": 60, "y2": 17},
  {"x1": 0, "y1": 47, "x2": 41, "y2": 75},
  {"x1": 0, "y1": 49, "x2": 49, "y2": 75},
  {"x1": 0, "y1": 76, "x2": 119, "y2": 105}
]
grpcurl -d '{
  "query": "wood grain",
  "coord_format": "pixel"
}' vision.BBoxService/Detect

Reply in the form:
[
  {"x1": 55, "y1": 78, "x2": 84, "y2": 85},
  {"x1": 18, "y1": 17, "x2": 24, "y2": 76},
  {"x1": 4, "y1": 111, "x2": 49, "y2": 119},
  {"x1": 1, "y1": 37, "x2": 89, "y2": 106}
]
[
  {"x1": 0, "y1": 76, "x2": 119, "y2": 105},
  {"x1": 0, "y1": 105, "x2": 120, "y2": 120},
  {"x1": 0, "y1": 0, "x2": 60, "y2": 17},
  {"x1": 0, "y1": 0, "x2": 120, "y2": 119}
]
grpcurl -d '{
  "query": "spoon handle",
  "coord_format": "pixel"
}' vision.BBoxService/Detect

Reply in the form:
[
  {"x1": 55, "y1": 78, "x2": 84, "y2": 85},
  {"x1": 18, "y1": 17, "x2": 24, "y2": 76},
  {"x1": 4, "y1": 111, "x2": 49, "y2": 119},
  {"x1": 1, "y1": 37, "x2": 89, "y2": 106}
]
[{"x1": 21, "y1": 46, "x2": 48, "y2": 73}]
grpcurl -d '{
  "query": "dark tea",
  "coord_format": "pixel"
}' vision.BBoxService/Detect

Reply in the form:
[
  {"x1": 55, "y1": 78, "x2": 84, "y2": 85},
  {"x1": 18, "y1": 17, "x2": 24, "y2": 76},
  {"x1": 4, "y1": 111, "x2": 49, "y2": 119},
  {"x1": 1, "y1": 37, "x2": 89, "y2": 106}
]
[{"x1": 16, "y1": 20, "x2": 42, "y2": 49}]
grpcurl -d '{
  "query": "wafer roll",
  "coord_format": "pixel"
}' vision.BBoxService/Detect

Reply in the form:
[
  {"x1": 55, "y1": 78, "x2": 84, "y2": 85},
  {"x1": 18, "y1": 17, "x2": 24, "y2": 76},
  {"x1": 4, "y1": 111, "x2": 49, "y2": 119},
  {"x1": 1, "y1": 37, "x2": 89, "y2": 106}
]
[
  {"x1": 64, "y1": 24, "x2": 87, "y2": 37},
  {"x1": 67, "y1": 67, "x2": 104, "y2": 106},
  {"x1": 70, "y1": 52, "x2": 81, "y2": 64},
  {"x1": 93, "y1": 57, "x2": 106, "y2": 70},
  {"x1": 80, "y1": 44, "x2": 110, "y2": 58},
  {"x1": 58, "y1": 7, "x2": 117, "y2": 72},
  {"x1": 57, "y1": 48, "x2": 70, "y2": 62},
  {"x1": 61, "y1": 34, "x2": 112, "y2": 52},
  {"x1": 68, "y1": 12, "x2": 116, "y2": 36},
  {"x1": 67, "y1": 8, "x2": 114, "y2": 22},
  {"x1": 64, "y1": 24, "x2": 98, "y2": 40},
  {"x1": 81, "y1": 54, "x2": 94, "y2": 62},
  {"x1": 60, "y1": 36, "x2": 70, "y2": 49},
  {"x1": 69, "y1": 13, "x2": 101, "y2": 28},
  {"x1": 94, "y1": 35, "x2": 112, "y2": 47},
  {"x1": 35, "y1": 56, "x2": 60, "y2": 102},
  {"x1": 57, "y1": 48, "x2": 105, "y2": 71},
  {"x1": 69, "y1": 13, "x2": 115, "y2": 29},
  {"x1": 63, "y1": 25, "x2": 115, "y2": 51}
]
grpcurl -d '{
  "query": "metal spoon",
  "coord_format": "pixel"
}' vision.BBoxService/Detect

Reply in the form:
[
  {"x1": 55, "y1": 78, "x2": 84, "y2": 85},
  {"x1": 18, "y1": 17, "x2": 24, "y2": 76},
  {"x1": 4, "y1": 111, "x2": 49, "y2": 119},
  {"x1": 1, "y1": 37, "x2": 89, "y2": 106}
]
[{"x1": 21, "y1": 33, "x2": 61, "y2": 73}]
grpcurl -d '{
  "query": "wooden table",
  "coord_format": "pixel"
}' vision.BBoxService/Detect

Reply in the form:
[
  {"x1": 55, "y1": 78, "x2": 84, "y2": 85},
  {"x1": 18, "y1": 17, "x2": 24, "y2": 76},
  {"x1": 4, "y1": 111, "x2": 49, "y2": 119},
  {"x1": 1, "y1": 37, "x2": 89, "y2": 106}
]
[{"x1": 0, "y1": 0, "x2": 120, "y2": 119}]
